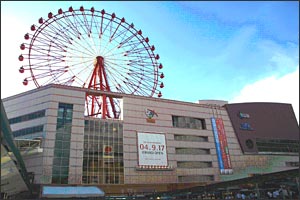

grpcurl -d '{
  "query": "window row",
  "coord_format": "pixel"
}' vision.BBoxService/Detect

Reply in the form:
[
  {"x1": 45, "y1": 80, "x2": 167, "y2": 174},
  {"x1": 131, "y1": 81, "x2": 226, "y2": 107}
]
[
  {"x1": 256, "y1": 138, "x2": 299, "y2": 153},
  {"x1": 172, "y1": 116, "x2": 206, "y2": 130},
  {"x1": 83, "y1": 160, "x2": 124, "y2": 169},
  {"x1": 174, "y1": 135, "x2": 208, "y2": 142},
  {"x1": 14, "y1": 139, "x2": 41, "y2": 150},
  {"x1": 12, "y1": 125, "x2": 44, "y2": 138},
  {"x1": 55, "y1": 133, "x2": 72, "y2": 141},
  {"x1": 84, "y1": 143, "x2": 123, "y2": 150},
  {"x1": 82, "y1": 175, "x2": 124, "y2": 184},
  {"x1": 175, "y1": 148, "x2": 210, "y2": 155},
  {"x1": 53, "y1": 157, "x2": 70, "y2": 166},
  {"x1": 9, "y1": 109, "x2": 45, "y2": 124},
  {"x1": 52, "y1": 166, "x2": 69, "y2": 176},
  {"x1": 177, "y1": 161, "x2": 212, "y2": 168},
  {"x1": 53, "y1": 149, "x2": 71, "y2": 158},
  {"x1": 52, "y1": 165, "x2": 70, "y2": 184},
  {"x1": 55, "y1": 140, "x2": 71, "y2": 149},
  {"x1": 85, "y1": 120, "x2": 123, "y2": 132},
  {"x1": 52, "y1": 176, "x2": 68, "y2": 184},
  {"x1": 84, "y1": 152, "x2": 124, "y2": 158},
  {"x1": 285, "y1": 162, "x2": 299, "y2": 167},
  {"x1": 84, "y1": 136, "x2": 123, "y2": 143}
]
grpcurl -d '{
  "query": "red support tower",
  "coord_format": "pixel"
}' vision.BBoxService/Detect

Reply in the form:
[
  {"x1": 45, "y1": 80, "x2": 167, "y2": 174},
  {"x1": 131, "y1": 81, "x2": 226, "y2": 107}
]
[{"x1": 86, "y1": 56, "x2": 118, "y2": 118}]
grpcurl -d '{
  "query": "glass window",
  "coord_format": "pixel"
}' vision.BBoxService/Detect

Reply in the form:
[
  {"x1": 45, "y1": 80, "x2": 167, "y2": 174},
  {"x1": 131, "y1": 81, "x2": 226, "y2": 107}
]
[
  {"x1": 52, "y1": 103, "x2": 73, "y2": 184},
  {"x1": 53, "y1": 158, "x2": 61, "y2": 166},
  {"x1": 82, "y1": 119, "x2": 124, "y2": 184},
  {"x1": 9, "y1": 110, "x2": 46, "y2": 124},
  {"x1": 174, "y1": 135, "x2": 208, "y2": 142},
  {"x1": 177, "y1": 161, "x2": 212, "y2": 168},
  {"x1": 285, "y1": 162, "x2": 299, "y2": 167},
  {"x1": 175, "y1": 148, "x2": 210, "y2": 155},
  {"x1": 172, "y1": 116, "x2": 206, "y2": 130},
  {"x1": 12, "y1": 125, "x2": 44, "y2": 138},
  {"x1": 256, "y1": 138, "x2": 299, "y2": 153}
]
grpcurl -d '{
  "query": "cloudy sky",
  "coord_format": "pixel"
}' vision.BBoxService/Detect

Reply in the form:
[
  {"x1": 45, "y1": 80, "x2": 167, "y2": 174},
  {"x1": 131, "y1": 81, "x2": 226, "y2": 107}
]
[{"x1": 1, "y1": 1, "x2": 299, "y2": 122}]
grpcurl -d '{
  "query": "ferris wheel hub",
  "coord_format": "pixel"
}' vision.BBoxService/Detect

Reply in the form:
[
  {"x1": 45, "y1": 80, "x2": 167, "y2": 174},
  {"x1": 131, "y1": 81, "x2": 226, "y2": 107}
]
[{"x1": 94, "y1": 56, "x2": 104, "y2": 67}]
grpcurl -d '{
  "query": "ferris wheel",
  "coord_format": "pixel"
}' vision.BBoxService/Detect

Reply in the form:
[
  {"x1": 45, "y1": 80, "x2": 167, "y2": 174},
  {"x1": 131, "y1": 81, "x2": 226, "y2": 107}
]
[{"x1": 18, "y1": 6, "x2": 164, "y2": 119}]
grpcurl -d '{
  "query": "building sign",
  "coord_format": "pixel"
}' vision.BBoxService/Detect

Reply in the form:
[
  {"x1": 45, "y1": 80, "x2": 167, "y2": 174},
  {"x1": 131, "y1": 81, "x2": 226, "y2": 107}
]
[
  {"x1": 238, "y1": 111, "x2": 253, "y2": 130},
  {"x1": 145, "y1": 109, "x2": 158, "y2": 123},
  {"x1": 240, "y1": 122, "x2": 253, "y2": 131},
  {"x1": 137, "y1": 132, "x2": 168, "y2": 167},
  {"x1": 211, "y1": 117, "x2": 233, "y2": 175},
  {"x1": 103, "y1": 145, "x2": 114, "y2": 158},
  {"x1": 238, "y1": 111, "x2": 250, "y2": 119}
]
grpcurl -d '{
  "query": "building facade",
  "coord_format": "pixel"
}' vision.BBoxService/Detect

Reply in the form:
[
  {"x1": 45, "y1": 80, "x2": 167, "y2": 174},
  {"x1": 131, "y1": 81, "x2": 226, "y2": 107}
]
[{"x1": 2, "y1": 84, "x2": 299, "y2": 196}]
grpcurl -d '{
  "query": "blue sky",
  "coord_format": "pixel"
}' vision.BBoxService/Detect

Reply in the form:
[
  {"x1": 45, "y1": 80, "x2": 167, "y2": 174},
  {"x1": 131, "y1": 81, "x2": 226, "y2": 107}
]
[{"x1": 1, "y1": 1, "x2": 299, "y2": 121}]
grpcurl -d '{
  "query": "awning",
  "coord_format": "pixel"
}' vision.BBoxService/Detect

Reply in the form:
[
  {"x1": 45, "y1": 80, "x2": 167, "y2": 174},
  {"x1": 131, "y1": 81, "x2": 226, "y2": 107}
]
[{"x1": 42, "y1": 186, "x2": 105, "y2": 198}]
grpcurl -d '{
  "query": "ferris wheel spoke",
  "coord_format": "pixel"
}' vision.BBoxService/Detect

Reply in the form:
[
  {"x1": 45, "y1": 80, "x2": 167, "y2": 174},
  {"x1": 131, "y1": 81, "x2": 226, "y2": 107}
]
[
  {"x1": 126, "y1": 61, "x2": 155, "y2": 72},
  {"x1": 36, "y1": 21, "x2": 74, "y2": 49},
  {"x1": 65, "y1": 43, "x2": 95, "y2": 58},
  {"x1": 109, "y1": 17, "x2": 124, "y2": 42},
  {"x1": 107, "y1": 62, "x2": 155, "y2": 83},
  {"x1": 80, "y1": 10, "x2": 92, "y2": 35},
  {"x1": 61, "y1": 13, "x2": 82, "y2": 38},
  {"x1": 40, "y1": 22, "x2": 73, "y2": 44},
  {"x1": 100, "y1": 34, "x2": 131, "y2": 57},
  {"x1": 31, "y1": 69, "x2": 66, "y2": 80},
  {"x1": 75, "y1": 65, "x2": 96, "y2": 84},
  {"x1": 67, "y1": 63, "x2": 93, "y2": 78},
  {"x1": 30, "y1": 30, "x2": 68, "y2": 48},
  {"x1": 72, "y1": 32, "x2": 100, "y2": 56},
  {"x1": 99, "y1": 12, "x2": 105, "y2": 37},
  {"x1": 89, "y1": 15, "x2": 101, "y2": 54},
  {"x1": 101, "y1": 15, "x2": 115, "y2": 38},
  {"x1": 110, "y1": 21, "x2": 128, "y2": 43},
  {"x1": 49, "y1": 17, "x2": 81, "y2": 43},
  {"x1": 125, "y1": 46, "x2": 155, "y2": 56},
  {"x1": 113, "y1": 23, "x2": 133, "y2": 47},
  {"x1": 118, "y1": 32, "x2": 138, "y2": 48},
  {"x1": 31, "y1": 32, "x2": 68, "y2": 53},
  {"x1": 125, "y1": 53, "x2": 158, "y2": 60},
  {"x1": 66, "y1": 44, "x2": 95, "y2": 59},
  {"x1": 28, "y1": 53, "x2": 65, "y2": 61},
  {"x1": 119, "y1": 38, "x2": 144, "y2": 51},
  {"x1": 99, "y1": 22, "x2": 134, "y2": 57},
  {"x1": 71, "y1": 12, "x2": 91, "y2": 36}
]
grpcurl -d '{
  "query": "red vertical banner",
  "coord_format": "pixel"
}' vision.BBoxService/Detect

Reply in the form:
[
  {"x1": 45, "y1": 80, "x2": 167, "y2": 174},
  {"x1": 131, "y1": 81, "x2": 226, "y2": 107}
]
[{"x1": 216, "y1": 118, "x2": 232, "y2": 172}]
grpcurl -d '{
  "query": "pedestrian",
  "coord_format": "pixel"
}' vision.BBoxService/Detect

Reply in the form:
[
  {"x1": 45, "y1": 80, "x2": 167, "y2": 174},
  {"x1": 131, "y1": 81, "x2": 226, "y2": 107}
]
[
  {"x1": 241, "y1": 193, "x2": 246, "y2": 200},
  {"x1": 267, "y1": 191, "x2": 272, "y2": 199}
]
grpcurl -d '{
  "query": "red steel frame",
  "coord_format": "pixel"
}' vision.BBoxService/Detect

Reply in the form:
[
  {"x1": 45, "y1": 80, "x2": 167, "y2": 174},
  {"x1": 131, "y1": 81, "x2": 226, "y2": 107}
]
[{"x1": 86, "y1": 56, "x2": 118, "y2": 119}]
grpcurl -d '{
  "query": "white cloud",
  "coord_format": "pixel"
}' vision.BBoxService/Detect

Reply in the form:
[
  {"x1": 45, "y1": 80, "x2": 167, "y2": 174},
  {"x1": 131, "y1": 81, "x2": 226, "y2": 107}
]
[{"x1": 230, "y1": 67, "x2": 299, "y2": 123}]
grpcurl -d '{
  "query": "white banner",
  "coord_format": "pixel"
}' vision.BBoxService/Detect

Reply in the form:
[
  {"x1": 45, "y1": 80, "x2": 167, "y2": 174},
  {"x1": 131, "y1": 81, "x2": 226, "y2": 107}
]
[{"x1": 137, "y1": 132, "x2": 168, "y2": 166}]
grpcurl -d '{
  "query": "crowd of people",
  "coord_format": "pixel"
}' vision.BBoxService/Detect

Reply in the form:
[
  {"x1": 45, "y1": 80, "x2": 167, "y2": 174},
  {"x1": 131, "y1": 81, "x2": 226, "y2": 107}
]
[{"x1": 184, "y1": 186, "x2": 298, "y2": 199}]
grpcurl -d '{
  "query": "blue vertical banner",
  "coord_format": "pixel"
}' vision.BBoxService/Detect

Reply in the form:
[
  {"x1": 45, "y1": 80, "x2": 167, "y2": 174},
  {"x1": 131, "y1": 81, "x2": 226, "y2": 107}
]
[{"x1": 211, "y1": 117, "x2": 224, "y2": 173}]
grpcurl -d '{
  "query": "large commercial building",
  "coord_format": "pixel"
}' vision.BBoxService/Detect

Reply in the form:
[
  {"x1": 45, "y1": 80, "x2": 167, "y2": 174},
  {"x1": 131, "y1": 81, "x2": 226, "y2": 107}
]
[{"x1": 1, "y1": 84, "x2": 299, "y2": 197}]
